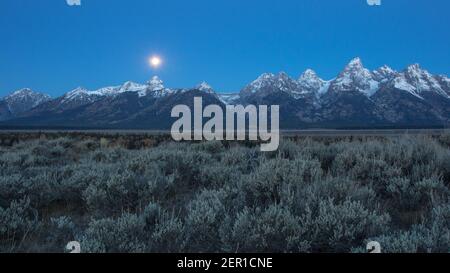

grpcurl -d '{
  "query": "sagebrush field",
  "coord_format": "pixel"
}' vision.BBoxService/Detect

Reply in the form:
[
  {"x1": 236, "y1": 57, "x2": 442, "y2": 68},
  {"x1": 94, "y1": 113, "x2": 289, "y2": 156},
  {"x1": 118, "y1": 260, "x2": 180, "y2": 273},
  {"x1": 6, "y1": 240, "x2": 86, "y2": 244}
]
[{"x1": 0, "y1": 133, "x2": 449, "y2": 253}]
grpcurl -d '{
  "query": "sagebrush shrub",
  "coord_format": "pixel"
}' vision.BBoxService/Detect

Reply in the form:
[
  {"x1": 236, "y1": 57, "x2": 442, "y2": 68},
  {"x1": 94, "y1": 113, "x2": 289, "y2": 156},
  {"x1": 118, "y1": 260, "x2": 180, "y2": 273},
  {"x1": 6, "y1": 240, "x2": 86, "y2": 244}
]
[
  {"x1": 184, "y1": 190, "x2": 226, "y2": 252},
  {"x1": 299, "y1": 199, "x2": 390, "y2": 252},
  {"x1": 0, "y1": 135, "x2": 449, "y2": 253},
  {"x1": 223, "y1": 205, "x2": 309, "y2": 253},
  {"x1": 0, "y1": 198, "x2": 38, "y2": 252}
]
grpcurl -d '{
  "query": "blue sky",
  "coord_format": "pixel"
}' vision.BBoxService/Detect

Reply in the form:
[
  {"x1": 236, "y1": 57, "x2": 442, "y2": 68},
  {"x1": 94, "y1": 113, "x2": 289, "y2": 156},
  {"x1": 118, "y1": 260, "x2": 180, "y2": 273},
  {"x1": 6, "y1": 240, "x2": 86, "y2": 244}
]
[{"x1": 0, "y1": 0, "x2": 449, "y2": 96}]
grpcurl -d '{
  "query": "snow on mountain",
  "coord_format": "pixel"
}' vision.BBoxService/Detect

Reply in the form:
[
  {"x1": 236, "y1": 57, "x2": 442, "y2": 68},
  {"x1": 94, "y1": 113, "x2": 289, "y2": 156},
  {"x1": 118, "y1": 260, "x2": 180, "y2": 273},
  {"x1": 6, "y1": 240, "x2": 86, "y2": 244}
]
[
  {"x1": 218, "y1": 93, "x2": 240, "y2": 105},
  {"x1": 93, "y1": 86, "x2": 120, "y2": 96},
  {"x1": 297, "y1": 69, "x2": 331, "y2": 97},
  {"x1": 382, "y1": 64, "x2": 449, "y2": 99},
  {"x1": 248, "y1": 73, "x2": 275, "y2": 92},
  {"x1": 89, "y1": 81, "x2": 149, "y2": 97},
  {"x1": 5, "y1": 59, "x2": 450, "y2": 123},
  {"x1": 372, "y1": 65, "x2": 397, "y2": 83},
  {"x1": 241, "y1": 73, "x2": 275, "y2": 94},
  {"x1": 61, "y1": 77, "x2": 168, "y2": 103},
  {"x1": 119, "y1": 81, "x2": 147, "y2": 94},
  {"x1": 240, "y1": 72, "x2": 302, "y2": 98},
  {"x1": 62, "y1": 87, "x2": 100, "y2": 104},
  {"x1": 196, "y1": 82, "x2": 215, "y2": 94},
  {"x1": 298, "y1": 69, "x2": 325, "y2": 91},
  {"x1": 5, "y1": 88, "x2": 51, "y2": 106},
  {"x1": 3, "y1": 88, "x2": 52, "y2": 114},
  {"x1": 436, "y1": 75, "x2": 450, "y2": 95},
  {"x1": 292, "y1": 58, "x2": 450, "y2": 101},
  {"x1": 148, "y1": 76, "x2": 164, "y2": 91},
  {"x1": 147, "y1": 76, "x2": 175, "y2": 98},
  {"x1": 393, "y1": 76, "x2": 416, "y2": 93},
  {"x1": 3, "y1": 60, "x2": 450, "y2": 128},
  {"x1": 403, "y1": 64, "x2": 448, "y2": 97},
  {"x1": 330, "y1": 57, "x2": 379, "y2": 97},
  {"x1": 328, "y1": 59, "x2": 450, "y2": 99}
]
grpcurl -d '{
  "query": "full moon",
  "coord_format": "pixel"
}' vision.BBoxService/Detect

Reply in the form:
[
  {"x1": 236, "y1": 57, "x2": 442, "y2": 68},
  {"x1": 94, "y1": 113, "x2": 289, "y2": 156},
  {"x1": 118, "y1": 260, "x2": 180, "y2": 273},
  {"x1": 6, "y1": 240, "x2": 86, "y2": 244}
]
[{"x1": 150, "y1": 56, "x2": 162, "y2": 68}]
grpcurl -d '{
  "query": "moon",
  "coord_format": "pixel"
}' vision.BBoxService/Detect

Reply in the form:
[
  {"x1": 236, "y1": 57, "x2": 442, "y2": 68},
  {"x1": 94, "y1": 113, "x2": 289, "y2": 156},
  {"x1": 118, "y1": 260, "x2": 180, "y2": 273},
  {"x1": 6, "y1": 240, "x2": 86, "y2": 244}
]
[{"x1": 150, "y1": 56, "x2": 162, "y2": 68}]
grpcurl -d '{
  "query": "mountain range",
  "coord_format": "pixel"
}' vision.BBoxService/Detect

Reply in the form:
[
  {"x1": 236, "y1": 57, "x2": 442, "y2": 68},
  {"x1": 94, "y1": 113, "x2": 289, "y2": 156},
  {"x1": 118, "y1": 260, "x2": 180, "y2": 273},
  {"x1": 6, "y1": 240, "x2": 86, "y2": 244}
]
[{"x1": 1, "y1": 57, "x2": 450, "y2": 129}]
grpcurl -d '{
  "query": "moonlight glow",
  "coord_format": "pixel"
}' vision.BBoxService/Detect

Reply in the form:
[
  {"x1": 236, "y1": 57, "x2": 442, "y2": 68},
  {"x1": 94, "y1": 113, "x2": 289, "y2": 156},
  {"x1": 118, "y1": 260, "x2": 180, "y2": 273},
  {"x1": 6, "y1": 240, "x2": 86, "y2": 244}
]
[{"x1": 150, "y1": 56, "x2": 162, "y2": 68}]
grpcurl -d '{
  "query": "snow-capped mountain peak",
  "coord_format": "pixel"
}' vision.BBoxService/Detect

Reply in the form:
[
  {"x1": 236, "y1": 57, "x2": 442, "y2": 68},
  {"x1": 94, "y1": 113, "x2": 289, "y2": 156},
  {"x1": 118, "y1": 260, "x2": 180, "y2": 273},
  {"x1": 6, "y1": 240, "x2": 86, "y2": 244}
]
[
  {"x1": 297, "y1": 69, "x2": 332, "y2": 97},
  {"x1": 69, "y1": 86, "x2": 88, "y2": 93},
  {"x1": 278, "y1": 71, "x2": 291, "y2": 80},
  {"x1": 120, "y1": 81, "x2": 147, "y2": 92},
  {"x1": 7, "y1": 88, "x2": 33, "y2": 98},
  {"x1": 62, "y1": 87, "x2": 99, "y2": 104},
  {"x1": 391, "y1": 75, "x2": 419, "y2": 97},
  {"x1": 379, "y1": 65, "x2": 395, "y2": 73},
  {"x1": 146, "y1": 76, "x2": 175, "y2": 98},
  {"x1": 258, "y1": 73, "x2": 276, "y2": 80},
  {"x1": 346, "y1": 57, "x2": 364, "y2": 69},
  {"x1": 87, "y1": 81, "x2": 147, "y2": 97},
  {"x1": 298, "y1": 69, "x2": 326, "y2": 93},
  {"x1": 241, "y1": 73, "x2": 275, "y2": 94},
  {"x1": 404, "y1": 64, "x2": 432, "y2": 82},
  {"x1": 406, "y1": 63, "x2": 421, "y2": 72},
  {"x1": 273, "y1": 72, "x2": 301, "y2": 93},
  {"x1": 93, "y1": 86, "x2": 120, "y2": 96},
  {"x1": 65, "y1": 87, "x2": 89, "y2": 97},
  {"x1": 300, "y1": 69, "x2": 318, "y2": 79},
  {"x1": 6, "y1": 87, "x2": 45, "y2": 100},
  {"x1": 118, "y1": 81, "x2": 148, "y2": 97},
  {"x1": 331, "y1": 57, "x2": 379, "y2": 96},
  {"x1": 63, "y1": 81, "x2": 151, "y2": 101},
  {"x1": 196, "y1": 82, "x2": 215, "y2": 94},
  {"x1": 3, "y1": 88, "x2": 52, "y2": 115},
  {"x1": 60, "y1": 77, "x2": 170, "y2": 102},
  {"x1": 249, "y1": 73, "x2": 276, "y2": 89},
  {"x1": 372, "y1": 65, "x2": 398, "y2": 84},
  {"x1": 148, "y1": 76, "x2": 164, "y2": 91},
  {"x1": 240, "y1": 72, "x2": 294, "y2": 97},
  {"x1": 401, "y1": 64, "x2": 446, "y2": 96},
  {"x1": 343, "y1": 57, "x2": 367, "y2": 73}
]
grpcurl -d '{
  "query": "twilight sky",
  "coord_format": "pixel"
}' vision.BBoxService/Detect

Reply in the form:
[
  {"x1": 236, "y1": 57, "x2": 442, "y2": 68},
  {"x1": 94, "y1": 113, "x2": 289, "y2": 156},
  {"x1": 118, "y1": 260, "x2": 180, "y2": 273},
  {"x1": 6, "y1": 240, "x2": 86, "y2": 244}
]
[{"x1": 0, "y1": 0, "x2": 449, "y2": 97}]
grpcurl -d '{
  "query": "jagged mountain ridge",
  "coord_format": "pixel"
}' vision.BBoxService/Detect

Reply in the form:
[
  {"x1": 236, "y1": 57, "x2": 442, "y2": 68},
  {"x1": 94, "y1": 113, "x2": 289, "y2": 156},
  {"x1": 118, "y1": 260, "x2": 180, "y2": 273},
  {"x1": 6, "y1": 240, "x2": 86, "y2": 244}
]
[
  {"x1": 233, "y1": 58, "x2": 450, "y2": 128},
  {"x1": 1, "y1": 58, "x2": 450, "y2": 129},
  {"x1": 0, "y1": 88, "x2": 51, "y2": 121}
]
